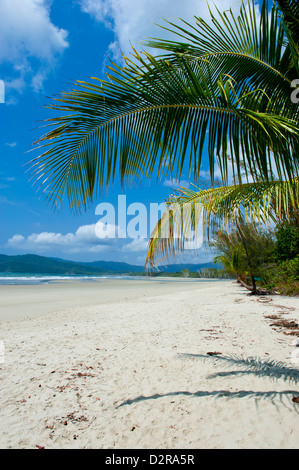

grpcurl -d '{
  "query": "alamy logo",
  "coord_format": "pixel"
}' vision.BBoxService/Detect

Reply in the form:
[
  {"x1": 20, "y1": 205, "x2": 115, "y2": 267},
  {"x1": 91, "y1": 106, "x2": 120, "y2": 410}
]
[
  {"x1": 0, "y1": 80, "x2": 5, "y2": 103},
  {"x1": 0, "y1": 341, "x2": 4, "y2": 363},
  {"x1": 291, "y1": 79, "x2": 299, "y2": 104},
  {"x1": 94, "y1": 195, "x2": 204, "y2": 249}
]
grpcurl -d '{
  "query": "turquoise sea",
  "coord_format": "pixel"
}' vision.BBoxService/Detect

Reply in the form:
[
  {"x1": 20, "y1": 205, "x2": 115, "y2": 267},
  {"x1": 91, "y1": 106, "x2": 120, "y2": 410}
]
[
  {"x1": 0, "y1": 273, "x2": 220, "y2": 285},
  {"x1": 0, "y1": 273, "x2": 147, "y2": 285}
]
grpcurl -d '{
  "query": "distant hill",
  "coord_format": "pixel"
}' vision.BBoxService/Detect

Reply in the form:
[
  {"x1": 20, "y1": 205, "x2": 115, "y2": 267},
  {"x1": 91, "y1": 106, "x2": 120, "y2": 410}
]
[
  {"x1": 64, "y1": 259, "x2": 144, "y2": 273},
  {"x1": 0, "y1": 254, "x2": 220, "y2": 275},
  {"x1": 78, "y1": 259, "x2": 220, "y2": 273},
  {"x1": 0, "y1": 254, "x2": 106, "y2": 275}
]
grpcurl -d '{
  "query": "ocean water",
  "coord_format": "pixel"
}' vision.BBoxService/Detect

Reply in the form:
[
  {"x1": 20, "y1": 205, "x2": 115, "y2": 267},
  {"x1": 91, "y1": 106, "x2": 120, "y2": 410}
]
[{"x1": 0, "y1": 273, "x2": 146, "y2": 285}]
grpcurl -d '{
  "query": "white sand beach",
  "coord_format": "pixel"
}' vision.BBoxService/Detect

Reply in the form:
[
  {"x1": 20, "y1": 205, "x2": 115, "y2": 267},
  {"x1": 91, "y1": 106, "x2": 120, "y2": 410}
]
[{"x1": 0, "y1": 278, "x2": 298, "y2": 449}]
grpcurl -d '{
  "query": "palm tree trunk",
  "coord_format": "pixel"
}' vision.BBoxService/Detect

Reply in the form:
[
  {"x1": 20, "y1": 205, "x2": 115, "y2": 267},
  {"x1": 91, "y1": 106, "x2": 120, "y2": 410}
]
[
  {"x1": 235, "y1": 219, "x2": 258, "y2": 295},
  {"x1": 237, "y1": 276, "x2": 270, "y2": 295},
  {"x1": 251, "y1": 275, "x2": 257, "y2": 294},
  {"x1": 237, "y1": 276, "x2": 254, "y2": 291}
]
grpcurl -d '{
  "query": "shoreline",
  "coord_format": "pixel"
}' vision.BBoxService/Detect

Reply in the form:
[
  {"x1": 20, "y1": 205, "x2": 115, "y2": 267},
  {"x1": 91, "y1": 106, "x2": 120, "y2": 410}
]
[
  {"x1": 1, "y1": 279, "x2": 298, "y2": 449},
  {"x1": 0, "y1": 277, "x2": 227, "y2": 322}
]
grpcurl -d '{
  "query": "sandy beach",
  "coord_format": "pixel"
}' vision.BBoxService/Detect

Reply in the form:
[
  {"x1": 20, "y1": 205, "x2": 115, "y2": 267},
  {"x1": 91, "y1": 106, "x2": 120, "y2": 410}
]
[{"x1": 0, "y1": 278, "x2": 298, "y2": 449}]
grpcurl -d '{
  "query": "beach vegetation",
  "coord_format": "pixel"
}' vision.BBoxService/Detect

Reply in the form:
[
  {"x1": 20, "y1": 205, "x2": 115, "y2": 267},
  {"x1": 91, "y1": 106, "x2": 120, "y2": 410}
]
[
  {"x1": 211, "y1": 221, "x2": 276, "y2": 294},
  {"x1": 274, "y1": 221, "x2": 299, "y2": 262},
  {"x1": 211, "y1": 220, "x2": 299, "y2": 295}
]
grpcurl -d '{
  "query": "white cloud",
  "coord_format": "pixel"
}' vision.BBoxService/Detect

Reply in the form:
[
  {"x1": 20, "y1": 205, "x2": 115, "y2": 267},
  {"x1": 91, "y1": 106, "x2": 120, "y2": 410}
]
[
  {"x1": 79, "y1": 0, "x2": 250, "y2": 60},
  {"x1": 121, "y1": 237, "x2": 149, "y2": 253},
  {"x1": 8, "y1": 235, "x2": 26, "y2": 244},
  {"x1": 0, "y1": 176, "x2": 17, "y2": 189},
  {"x1": 163, "y1": 179, "x2": 190, "y2": 189},
  {"x1": 5, "y1": 142, "x2": 17, "y2": 148},
  {"x1": 0, "y1": 176, "x2": 17, "y2": 192},
  {"x1": 0, "y1": 0, "x2": 68, "y2": 62},
  {"x1": 4, "y1": 177, "x2": 17, "y2": 182},
  {"x1": 7, "y1": 223, "x2": 118, "y2": 254},
  {"x1": 0, "y1": 0, "x2": 69, "y2": 93},
  {"x1": 6, "y1": 223, "x2": 151, "y2": 258},
  {"x1": 0, "y1": 196, "x2": 16, "y2": 205}
]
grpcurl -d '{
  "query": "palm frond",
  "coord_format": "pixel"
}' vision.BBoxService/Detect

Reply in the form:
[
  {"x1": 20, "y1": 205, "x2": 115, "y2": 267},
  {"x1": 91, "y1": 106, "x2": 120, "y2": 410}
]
[
  {"x1": 28, "y1": 1, "x2": 299, "y2": 211},
  {"x1": 146, "y1": 0, "x2": 297, "y2": 78},
  {"x1": 275, "y1": 0, "x2": 299, "y2": 74},
  {"x1": 145, "y1": 178, "x2": 299, "y2": 268}
]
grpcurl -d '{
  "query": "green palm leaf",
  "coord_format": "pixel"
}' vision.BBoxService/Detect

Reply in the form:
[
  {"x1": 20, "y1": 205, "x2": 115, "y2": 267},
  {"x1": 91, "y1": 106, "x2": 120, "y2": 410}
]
[
  {"x1": 276, "y1": 0, "x2": 299, "y2": 73},
  {"x1": 146, "y1": 0, "x2": 297, "y2": 79},
  {"x1": 145, "y1": 178, "x2": 299, "y2": 268}
]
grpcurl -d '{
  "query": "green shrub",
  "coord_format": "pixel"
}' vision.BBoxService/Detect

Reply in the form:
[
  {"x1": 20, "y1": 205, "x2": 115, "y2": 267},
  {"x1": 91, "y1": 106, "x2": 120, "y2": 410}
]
[
  {"x1": 279, "y1": 256, "x2": 299, "y2": 280},
  {"x1": 259, "y1": 257, "x2": 299, "y2": 296},
  {"x1": 274, "y1": 223, "x2": 299, "y2": 262}
]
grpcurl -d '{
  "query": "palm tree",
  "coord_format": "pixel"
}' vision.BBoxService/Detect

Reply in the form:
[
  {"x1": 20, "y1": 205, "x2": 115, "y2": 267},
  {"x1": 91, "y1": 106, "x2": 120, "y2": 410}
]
[
  {"x1": 213, "y1": 238, "x2": 248, "y2": 285},
  {"x1": 28, "y1": 1, "x2": 299, "y2": 264},
  {"x1": 211, "y1": 220, "x2": 276, "y2": 293}
]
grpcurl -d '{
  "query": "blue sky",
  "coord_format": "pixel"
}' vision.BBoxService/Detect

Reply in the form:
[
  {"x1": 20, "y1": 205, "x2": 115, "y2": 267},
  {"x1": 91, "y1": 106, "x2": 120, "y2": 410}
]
[{"x1": 0, "y1": 0, "x2": 258, "y2": 265}]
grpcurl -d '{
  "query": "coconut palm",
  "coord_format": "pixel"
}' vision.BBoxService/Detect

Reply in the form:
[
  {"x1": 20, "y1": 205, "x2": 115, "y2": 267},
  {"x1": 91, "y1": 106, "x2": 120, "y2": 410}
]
[
  {"x1": 213, "y1": 239, "x2": 248, "y2": 285},
  {"x1": 28, "y1": 1, "x2": 299, "y2": 262},
  {"x1": 212, "y1": 220, "x2": 276, "y2": 293}
]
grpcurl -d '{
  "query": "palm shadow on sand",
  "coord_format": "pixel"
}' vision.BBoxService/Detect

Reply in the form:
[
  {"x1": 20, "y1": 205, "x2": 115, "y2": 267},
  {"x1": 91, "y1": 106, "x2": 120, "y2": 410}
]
[{"x1": 116, "y1": 354, "x2": 299, "y2": 410}]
